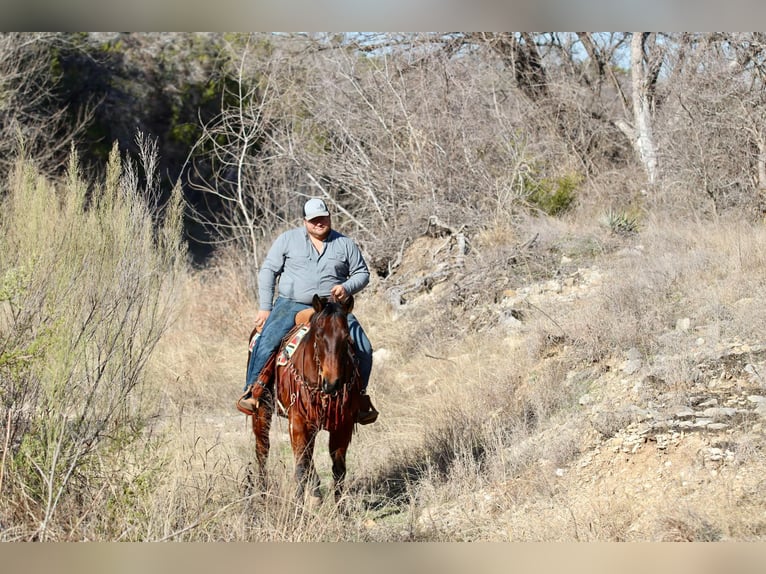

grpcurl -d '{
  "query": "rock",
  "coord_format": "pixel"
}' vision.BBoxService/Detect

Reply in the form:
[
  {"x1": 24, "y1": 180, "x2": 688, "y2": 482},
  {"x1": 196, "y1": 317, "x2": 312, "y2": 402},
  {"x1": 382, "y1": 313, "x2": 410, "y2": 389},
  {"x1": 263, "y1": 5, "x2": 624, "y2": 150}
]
[
  {"x1": 676, "y1": 317, "x2": 691, "y2": 332},
  {"x1": 622, "y1": 349, "x2": 643, "y2": 374},
  {"x1": 626, "y1": 348, "x2": 642, "y2": 361},
  {"x1": 651, "y1": 420, "x2": 672, "y2": 432},
  {"x1": 373, "y1": 348, "x2": 393, "y2": 363},
  {"x1": 744, "y1": 364, "x2": 763, "y2": 383},
  {"x1": 693, "y1": 418, "x2": 714, "y2": 429},
  {"x1": 707, "y1": 447, "x2": 724, "y2": 460},
  {"x1": 544, "y1": 280, "x2": 562, "y2": 293},
  {"x1": 627, "y1": 405, "x2": 654, "y2": 421},
  {"x1": 701, "y1": 407, "x2": 737, "y2": 419},
  {"x1": 696, "y1": 398, "x2": 719, "y2": 408},
  {"x1": 622, "y1": 359, "x2": 642, "y2": 375},
  {"x1": 500, "y1": 308, "x2": 524, "y2": 328}
]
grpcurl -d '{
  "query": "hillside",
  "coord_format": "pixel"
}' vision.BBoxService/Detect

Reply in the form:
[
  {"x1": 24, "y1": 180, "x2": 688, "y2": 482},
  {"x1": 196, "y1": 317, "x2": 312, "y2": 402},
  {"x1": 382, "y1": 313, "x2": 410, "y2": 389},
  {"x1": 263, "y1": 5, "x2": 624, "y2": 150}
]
[{"x1": 375, "y1": 230, "x2": 766, "y2": 541}]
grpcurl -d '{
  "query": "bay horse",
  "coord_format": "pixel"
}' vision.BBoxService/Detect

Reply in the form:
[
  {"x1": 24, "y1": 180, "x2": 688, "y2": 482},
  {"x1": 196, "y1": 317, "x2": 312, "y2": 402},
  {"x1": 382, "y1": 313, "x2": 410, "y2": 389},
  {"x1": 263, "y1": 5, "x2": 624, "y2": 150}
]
[{"x1": 249, "y1": 294, "x2": 362, "y2": 503}]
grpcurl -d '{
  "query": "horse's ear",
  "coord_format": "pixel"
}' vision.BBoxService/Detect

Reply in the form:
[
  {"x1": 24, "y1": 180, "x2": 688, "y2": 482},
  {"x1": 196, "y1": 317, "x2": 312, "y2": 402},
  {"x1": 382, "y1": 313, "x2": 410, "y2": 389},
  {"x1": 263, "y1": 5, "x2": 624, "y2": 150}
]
[
  {"x1": 344, "y1": 294, "x2": 354, "y2": 314},
  {"x1": 312, "y1": 293, "x2": 324, "y2": 313}
]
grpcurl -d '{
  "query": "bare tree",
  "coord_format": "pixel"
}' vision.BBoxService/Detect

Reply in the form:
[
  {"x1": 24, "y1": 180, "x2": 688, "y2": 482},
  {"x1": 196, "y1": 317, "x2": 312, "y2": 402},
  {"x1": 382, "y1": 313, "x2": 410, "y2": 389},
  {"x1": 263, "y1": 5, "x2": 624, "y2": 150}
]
[
  {"x1": 185, "y1": 34, "x2": 310, "y2": 269},
  {"x1": 627, "y1": 33, "x2": 662, "y2": 184},
  {"x1": 457, "y1": 33, "x2": 667, "y2": 186},
  {"x1": 0, "y1": 33, "x2": 91, "y2": 176},
  {"x1": 187, "y1": 31, "x2": 766, "y2": 271},
  {"x1": 187, "y1": 33, "x2": 550, "y2": 274},
  {"x1": 658, "y1": 33, "x2": 766, "y2": 216}
]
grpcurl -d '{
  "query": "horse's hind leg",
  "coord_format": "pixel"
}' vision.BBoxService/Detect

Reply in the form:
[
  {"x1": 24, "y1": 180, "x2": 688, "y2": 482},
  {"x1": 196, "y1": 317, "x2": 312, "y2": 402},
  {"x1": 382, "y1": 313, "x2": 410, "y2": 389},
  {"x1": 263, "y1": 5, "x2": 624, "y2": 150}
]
[
  {"x1": 251, "y1": 398, "x2": 273, "y2": 494},
  {"x1": 328, "y1": 428, "x2": 352, "y2": 502}
]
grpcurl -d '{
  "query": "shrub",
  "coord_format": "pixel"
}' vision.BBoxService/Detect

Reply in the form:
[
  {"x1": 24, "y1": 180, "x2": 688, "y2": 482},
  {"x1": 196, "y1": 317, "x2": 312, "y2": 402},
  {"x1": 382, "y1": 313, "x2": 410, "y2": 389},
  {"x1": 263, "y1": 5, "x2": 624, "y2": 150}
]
[
  {"x1": 0, "y1": 139, "x2": 185, "y2": 540},
  {"x1": 525, "y1": 172, "x2": 580, "y2": 217},
  {"x1": 602, "y1": 208, "x2": 640, "y2": 235}
]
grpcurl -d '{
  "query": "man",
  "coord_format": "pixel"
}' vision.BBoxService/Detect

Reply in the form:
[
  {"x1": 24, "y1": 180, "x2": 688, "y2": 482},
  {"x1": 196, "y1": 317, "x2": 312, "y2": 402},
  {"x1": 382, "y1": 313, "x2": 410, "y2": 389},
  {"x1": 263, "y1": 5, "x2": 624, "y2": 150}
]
[{"x1": 237, "y1": 197, "x2": 378, "y2": 424}]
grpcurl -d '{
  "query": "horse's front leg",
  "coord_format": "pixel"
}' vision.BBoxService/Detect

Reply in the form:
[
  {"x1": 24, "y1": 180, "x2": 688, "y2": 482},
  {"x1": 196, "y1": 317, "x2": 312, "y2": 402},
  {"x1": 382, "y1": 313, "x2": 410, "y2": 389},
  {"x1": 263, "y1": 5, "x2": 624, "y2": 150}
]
[
  {"x1": 290, "y1": 417, "x2": 321, "y2": 503},
  {"x1": 328, "y1": 426, "x2": 352, "y2": 502},
  {"x1": 251, "y1": 395, "x2": 273, "y2": 494}
]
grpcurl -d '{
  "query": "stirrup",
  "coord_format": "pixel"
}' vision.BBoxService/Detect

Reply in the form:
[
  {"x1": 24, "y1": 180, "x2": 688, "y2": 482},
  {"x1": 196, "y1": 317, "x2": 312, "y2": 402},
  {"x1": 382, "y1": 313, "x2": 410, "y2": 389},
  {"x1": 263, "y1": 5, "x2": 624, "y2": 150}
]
[
  {"x1": 236, "y1": 391, "x2": 258, "y2": 415},
  {"x1": 356, "y1": 394, "x2": 378, "y2": 425},
  {"x1": 356, "y1": 408, "x2": 378, "y2": 425},
  {"x1": 237, "y1": 383, "x2": 266, "y2": 415}
]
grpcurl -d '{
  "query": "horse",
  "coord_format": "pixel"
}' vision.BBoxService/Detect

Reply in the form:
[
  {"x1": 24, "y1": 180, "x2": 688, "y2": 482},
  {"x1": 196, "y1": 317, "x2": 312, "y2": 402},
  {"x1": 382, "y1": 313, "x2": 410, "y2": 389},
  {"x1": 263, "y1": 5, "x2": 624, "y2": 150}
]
[{"x1": 248, "y1": 293, "x2": 362, "y2": 504}]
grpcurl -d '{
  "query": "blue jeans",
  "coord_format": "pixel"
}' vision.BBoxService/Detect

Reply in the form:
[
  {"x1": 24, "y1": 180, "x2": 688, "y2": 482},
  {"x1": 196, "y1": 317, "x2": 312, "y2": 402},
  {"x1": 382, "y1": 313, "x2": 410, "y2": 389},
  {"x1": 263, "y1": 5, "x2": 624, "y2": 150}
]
[{"x1": 244, "y1": 296, "x2": 373, "y2": 392}]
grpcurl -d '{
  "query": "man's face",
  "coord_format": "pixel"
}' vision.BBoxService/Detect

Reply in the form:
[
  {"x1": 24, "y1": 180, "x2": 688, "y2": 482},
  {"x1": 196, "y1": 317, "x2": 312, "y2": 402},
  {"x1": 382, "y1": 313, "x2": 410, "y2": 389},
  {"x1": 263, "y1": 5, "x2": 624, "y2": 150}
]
[{"x1": 305, "y1": 215, "x2": 331, "y2": 240}]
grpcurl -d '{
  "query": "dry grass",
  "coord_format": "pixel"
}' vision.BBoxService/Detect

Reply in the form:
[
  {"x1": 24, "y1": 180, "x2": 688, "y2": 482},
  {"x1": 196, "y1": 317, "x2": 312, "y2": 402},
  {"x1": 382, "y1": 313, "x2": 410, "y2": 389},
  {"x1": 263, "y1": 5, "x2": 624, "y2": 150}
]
[
  {"x1": 0, "y1": 147, "x2": 185, "y2": 540},
  {"x1": 129, "y1": 209, "x2": 766, "y2": 541},
  {"x1": 5, "y1": 161, "x2": 766, "y2": 540}
]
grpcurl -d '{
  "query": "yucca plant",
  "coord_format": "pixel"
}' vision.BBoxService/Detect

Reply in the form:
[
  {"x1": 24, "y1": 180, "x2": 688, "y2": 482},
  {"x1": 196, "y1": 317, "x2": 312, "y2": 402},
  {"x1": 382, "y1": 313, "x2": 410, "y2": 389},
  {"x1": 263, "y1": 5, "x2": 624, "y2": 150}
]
[{"x1": 602, "y1": 208, "x2": 640, "y2": 235}]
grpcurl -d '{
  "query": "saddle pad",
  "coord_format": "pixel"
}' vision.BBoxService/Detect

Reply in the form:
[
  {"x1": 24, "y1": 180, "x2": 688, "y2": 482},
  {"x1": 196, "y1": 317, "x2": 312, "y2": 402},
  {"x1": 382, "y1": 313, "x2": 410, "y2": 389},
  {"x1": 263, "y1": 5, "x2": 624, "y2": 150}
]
[
  {"x1": 276, "y1": 324, "x2": 311, "y2": 366},
  {"x1": 249, "y1": 331, "x2": 260, "y2": 352}
]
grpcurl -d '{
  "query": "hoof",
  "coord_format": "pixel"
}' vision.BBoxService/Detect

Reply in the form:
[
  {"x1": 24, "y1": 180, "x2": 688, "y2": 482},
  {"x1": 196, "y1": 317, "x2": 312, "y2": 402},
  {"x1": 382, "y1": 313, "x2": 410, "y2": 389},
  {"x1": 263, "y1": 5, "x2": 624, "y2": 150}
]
[{"x1": 306, "y1": 494, "x2": 322, "y2": 509}]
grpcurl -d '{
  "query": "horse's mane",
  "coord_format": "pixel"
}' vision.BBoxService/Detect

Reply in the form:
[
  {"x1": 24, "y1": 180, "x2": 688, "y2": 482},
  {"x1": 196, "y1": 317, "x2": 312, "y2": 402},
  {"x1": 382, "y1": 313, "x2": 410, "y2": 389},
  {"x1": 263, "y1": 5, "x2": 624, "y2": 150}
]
[{"x1": 311, "y1": 296, "x2": 351, "y2": 325}]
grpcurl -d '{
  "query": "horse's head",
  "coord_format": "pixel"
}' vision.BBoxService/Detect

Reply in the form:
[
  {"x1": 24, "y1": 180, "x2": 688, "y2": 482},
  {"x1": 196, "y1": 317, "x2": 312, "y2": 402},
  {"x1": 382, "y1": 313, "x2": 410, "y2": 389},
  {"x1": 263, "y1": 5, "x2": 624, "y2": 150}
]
[{"x1": 310, "y1": 293, "x2": 354, "y2": 395}]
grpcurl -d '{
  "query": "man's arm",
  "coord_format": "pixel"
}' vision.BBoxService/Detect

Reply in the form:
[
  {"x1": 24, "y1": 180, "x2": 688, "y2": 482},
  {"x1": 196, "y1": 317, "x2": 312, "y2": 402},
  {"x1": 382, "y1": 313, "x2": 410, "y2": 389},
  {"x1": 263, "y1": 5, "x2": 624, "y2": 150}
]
[
  {"x1": 340, "y1": 239, "x2": 370, "y2": 296},
  {"x1": 257, "y1": 233, "x2": 287, "y2": 311}
]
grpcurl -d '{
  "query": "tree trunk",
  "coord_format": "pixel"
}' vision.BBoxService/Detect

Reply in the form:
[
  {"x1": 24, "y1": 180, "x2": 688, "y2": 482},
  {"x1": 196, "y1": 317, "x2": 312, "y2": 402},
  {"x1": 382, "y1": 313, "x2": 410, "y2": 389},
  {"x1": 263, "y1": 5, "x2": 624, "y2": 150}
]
[
  {"x1": 631, "y1": 33, "x2": 659, "y2": 185},
  {"x1": 757, "y1": 136, "x2": 766, "y2": 191}
]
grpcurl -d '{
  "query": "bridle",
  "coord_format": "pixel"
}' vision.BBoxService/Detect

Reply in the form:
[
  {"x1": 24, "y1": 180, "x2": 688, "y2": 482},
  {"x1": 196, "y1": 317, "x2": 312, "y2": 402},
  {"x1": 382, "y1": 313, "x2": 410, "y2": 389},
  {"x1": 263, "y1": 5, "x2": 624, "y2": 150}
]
[{"x1": 311, "y1": 304, "x2": 352, "y2": 397}]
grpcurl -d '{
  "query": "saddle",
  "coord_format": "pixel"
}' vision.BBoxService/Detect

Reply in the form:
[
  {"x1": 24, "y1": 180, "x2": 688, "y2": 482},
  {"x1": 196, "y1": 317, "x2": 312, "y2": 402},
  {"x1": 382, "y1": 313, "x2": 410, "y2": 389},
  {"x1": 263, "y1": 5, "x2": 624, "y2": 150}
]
[
  {"x1": 294, "y1": 307, "x2": 315, "y2": 325},
  {"x1": 239, "y1": 304, "x2": 377, "y2": 424},
  {"x1": 246, "y1": 307, "x2": 317, "y2": 386}
]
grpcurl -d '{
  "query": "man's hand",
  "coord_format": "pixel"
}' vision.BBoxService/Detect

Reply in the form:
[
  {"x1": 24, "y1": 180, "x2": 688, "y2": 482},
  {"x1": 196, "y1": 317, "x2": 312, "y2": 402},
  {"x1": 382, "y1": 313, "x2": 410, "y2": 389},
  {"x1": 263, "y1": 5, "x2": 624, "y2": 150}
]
[
  {"x1": 330, "y1": 284, "x2": 348, "y2": 302},
  {"x1": 254, "y1": 309, "x2": 270, "y2": 332}
]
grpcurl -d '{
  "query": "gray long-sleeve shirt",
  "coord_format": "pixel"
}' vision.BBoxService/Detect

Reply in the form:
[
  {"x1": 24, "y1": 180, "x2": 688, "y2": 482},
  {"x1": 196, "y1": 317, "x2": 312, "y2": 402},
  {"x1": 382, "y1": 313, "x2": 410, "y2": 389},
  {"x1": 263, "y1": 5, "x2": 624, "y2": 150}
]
[{"x1": 258, "y1": 226, "x2": 371, "y2": 310}]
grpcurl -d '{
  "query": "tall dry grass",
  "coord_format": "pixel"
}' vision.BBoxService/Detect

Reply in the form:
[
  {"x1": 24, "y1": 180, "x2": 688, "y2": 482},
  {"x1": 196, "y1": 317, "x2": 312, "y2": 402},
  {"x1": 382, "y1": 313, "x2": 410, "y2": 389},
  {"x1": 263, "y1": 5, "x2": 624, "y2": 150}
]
[
  {"x1": 4, "y1": 150, "x2": 766, "y2": 540},
  {"x1": 142, "y1": 207, "x2": 766, "y2": 541},
  {"x1": 377, "y1": 212, "x2": 766, "y2": 541}
]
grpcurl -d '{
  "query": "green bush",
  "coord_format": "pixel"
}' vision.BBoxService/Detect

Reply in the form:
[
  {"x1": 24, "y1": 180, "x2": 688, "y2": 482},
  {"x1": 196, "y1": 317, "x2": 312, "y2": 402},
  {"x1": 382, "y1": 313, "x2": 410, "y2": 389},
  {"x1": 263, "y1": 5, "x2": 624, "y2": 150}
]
[
  {"x1": 0, "y1": 140, "x2": 185, "y2": 540},
  {"x1": 525, "y1": 172, "x2": 580, "y2": 217}
]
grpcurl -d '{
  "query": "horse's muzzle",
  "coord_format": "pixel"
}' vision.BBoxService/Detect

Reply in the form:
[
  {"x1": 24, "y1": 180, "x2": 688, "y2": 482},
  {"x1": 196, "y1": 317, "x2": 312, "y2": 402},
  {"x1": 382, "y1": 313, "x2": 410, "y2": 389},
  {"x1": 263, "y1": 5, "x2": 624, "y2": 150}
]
[{"x1": 321, "y1": 378, "x2": 341, "y2": 395}]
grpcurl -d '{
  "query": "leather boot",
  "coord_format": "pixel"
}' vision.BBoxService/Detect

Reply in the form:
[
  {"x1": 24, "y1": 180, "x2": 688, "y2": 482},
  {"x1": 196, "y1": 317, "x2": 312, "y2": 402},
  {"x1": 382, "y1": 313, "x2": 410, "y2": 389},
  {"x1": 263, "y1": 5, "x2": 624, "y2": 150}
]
[
  {"x1": 236, "y1": 383, "x2": 266, "y2": 415},
  {"x1": 238, "y1": 352, "x2": 277, "y2": 415},
  {"x1": 356, "y1": 393, "x2": 378, "y2": 425}
]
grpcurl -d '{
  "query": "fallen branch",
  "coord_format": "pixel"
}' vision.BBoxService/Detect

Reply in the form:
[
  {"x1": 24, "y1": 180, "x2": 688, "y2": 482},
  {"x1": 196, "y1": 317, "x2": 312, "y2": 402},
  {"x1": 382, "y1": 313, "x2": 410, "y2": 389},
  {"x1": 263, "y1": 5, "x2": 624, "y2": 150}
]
[
  {"x1": 0, "y1": 409, "x2": 11, "y2": 496},
  {"x1": 424, "y1": 352, "x2": 456, "y2": 363}
]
